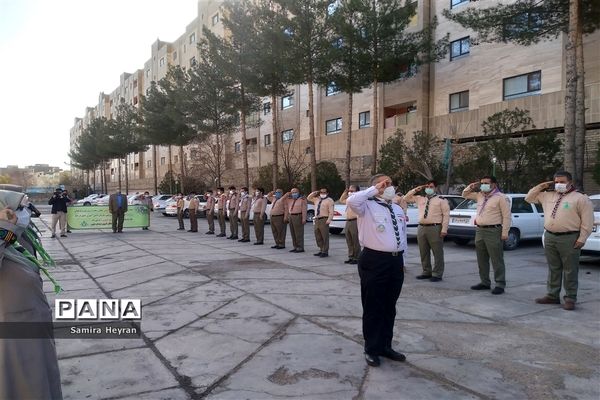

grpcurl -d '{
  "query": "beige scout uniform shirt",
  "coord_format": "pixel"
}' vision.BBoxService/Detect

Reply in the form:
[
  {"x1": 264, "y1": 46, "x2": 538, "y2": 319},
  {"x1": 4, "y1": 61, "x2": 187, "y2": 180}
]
[
  {"x1": 287, "y1": 196, "x2": 307, "y2": 221},
  {"x1": 217, "y1": 194, "x2": 227, "y2": 210},
  {"x1": 229, "y1": 193, "x2": 240, "y2": 213},
  {"x1": 267, "y1": 193, "x2": 289, "y2": 217},
  {"x1": 176, "y1": 198, "x2": 185, "y2": 209},
  {"x1": 462, "y1": 188, "x2": 511, "y2": 237},
  {"x1": 307, "y1": 193, "x2": 335, "y2": 224},
  {"x1": 525, "y1": 184, "x2": 594, "y2": 243},
  {"x1": 252, "y1": 196, "x2": 268, "y2": 217},
  {"x1": 188, "y1": 197, "x2": 199, "y2": 210},
  {"x1": 204, "y1": 196, "x2": 215, "y2": 215},
  {"x1": 239, "y1": 195, "x2": 251, "y2": 218},
  {"x1": 404, "y1": 189, "x2": 450, "y2": 233},
  {"x1": 339, "y1": 191, "x2": 358, "y2": 220}
]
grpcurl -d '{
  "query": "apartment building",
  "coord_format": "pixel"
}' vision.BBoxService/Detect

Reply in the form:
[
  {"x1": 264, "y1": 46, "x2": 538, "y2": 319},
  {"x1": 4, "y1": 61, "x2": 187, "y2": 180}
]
[{"x1": 70, "y1": 0, "x2": 600, "y2": 193}]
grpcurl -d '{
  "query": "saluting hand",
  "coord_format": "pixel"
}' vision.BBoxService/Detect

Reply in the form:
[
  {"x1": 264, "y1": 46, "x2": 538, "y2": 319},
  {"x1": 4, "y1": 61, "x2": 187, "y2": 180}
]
[
  {"x1": 541, "y1": 181, "x2": 554, "y2": 189},
  {"x1": 469, "y1": 181, "x2": 480, "y2": 189},
  {"x1": 375, "y1": 180, "x2": 389, "y2": 191}
]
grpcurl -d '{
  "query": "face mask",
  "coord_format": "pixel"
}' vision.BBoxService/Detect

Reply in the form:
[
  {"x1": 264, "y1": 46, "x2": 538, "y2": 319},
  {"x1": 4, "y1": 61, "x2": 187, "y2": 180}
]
[
  {"x1": 292, "y1": 193, "x2": 300, "y2": 199},
  {"x1": 229, "y1": 190, "x2": 234, "y2": 195},
  {"x1": 15, "y1": 208, "x2": 31, "y2": 229},
  {"x1": 255, "y1": 191, "x2": 261, "y2": 196},
  {"x1": 217, "y1": 191, "x2": 221, "y2": 195},
  {"x1": 320, "y1": 194, "x2": 327, "y2": 199},
  {"x1": 425, "y1": 188, "x2": 435, "y2": 195},
  {"x1": 382, "y1": 186, "x2": 396, "y2": 201},
  {"x1": 480, "y1": 184, "x2": 491, "y2": 193},
  {"x1": 275, "y1": 192, "x2": 282, "y2": 199},
  {"x1": 555, "y1": 183, "x2": 568, "y2": 193},
  {"x1": 241, "y1": 191, "x2": 247, "y2": 196}
]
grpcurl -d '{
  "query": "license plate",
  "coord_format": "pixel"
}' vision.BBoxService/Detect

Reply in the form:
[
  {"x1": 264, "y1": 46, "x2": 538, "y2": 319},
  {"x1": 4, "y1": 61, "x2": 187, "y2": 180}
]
[{"x1": 451, "y1": 217, "x2": 470, "y2": 224}]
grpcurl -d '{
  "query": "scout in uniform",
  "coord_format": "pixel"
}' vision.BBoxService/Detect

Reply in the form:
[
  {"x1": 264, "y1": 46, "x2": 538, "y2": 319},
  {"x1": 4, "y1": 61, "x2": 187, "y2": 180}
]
[
  {"x1": 227, "y1": 186, "x2": 240, "y2": 240},
  {"x1": 216, "y1": 187, "x2": 227, "y2": 237},
  {"x1": 238, "y1": 187, "x2": 252, "y2": 242},
  {"x1": 267, "y1": 189, "x2": 289, "y2": 249},
  {"x1": 340, "y1": 186, "x2": 360, "y2": 264},
  {"x1": 286, "y1": 188, "x2": 307, "y2": 253},
  {"x1": 346, "y1": 174, "x2": 408, "y2": 367},
  {"x1": 404, "y1": 180, "x2": 450, "y2": 281},
  {"x1": 141, "y1": 191, "x2": 152, "y2": 230},
  {"x1": 188, "y1": 192, "x2": 199, "y2": 233},
  {"x1": 525, "y1": 171, "x2": 594, "y2": 310},
  {"x1": 204, "y1": 190, "x2": 215, "y2": 234},
  {"x1": 175, "y1": 193, "x2": 185, "y2": 231},
  {"x1": 462, "y1": 176, "x2": 511, "y2": 294},
  {"x1": 252, "y1": 188, "x2": 268, "y2": 245},
  {"x1": 307, "y1": 188, "x2": 335, "y2": 257}
]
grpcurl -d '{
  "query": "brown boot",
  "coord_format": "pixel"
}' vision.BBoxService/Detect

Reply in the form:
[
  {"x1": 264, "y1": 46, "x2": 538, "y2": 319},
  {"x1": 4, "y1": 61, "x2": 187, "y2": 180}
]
[
  {"x1": 535, "y1": 296, "x2": 560, "y2": 305},
  {"x1": 563, "y1": 298, "x2": 576, "y2": 311}
]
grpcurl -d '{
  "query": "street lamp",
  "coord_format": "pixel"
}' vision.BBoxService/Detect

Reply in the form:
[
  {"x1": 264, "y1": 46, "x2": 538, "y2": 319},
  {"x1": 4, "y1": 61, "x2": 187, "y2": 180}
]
[{"x1": 492, "y1": 156, "x2": 497, "y2": 176}]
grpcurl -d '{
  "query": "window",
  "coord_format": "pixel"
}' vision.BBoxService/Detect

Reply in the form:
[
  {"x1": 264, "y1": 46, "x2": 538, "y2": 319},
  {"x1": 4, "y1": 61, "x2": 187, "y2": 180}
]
[
  {"x1": 503, "y1": 71, "x2": 541, "y2": 100},
  {"x1": 246, "y1": 138, "x2": 257, "y2": 146},
  {"x1": 234, "y1": 142, "x2": 241, "y2": 153},
  {"x1": 450, "y1": 37, "x2": 470, "y2": 60},
  {"x1": 160, "y1": 157, "x2": 166, "y2": 165},
  {"x1": 263, "y1": 102, "x2": 271, "y2": 115},
  {"x1": 282, "y1": 129, "x2": 294, "y2": 143},
  {"x1": 159, "y1": 57, "x2": 165, "y2": 67},
  {"x1": 173, "y1": 51, "x2": 177, "y2": 60},
  {"x1": 147, "y1": 160, "x2": 152, "y2": 168},
  {"x1": 450, "y1": 0, "x2": 468, "y2": 8},
  {"x1": 189, "y1": 32, "x2": 196, "y2": 44},
  {"x1": 174, "y1": 155, "x2": 179, "y2": 163},
  {"x1": 511, "y1": 197, "x2": 533, "y2": 213},
  {"x1": 133, "y1": 96, "x2": 138, "y2": 105},
  {"x1": 146, "y1": 69, "x2": 150, "y2": 78},
  {"x1": 449, "y1": 91, "x2": 469, "y2": 112},
  {"x1": 326, "y1": 117, "x2": 343, "y2": 134},
  {"x1": 281, "y1": 94, "x2": 294, "y2": 109},
  {"x1": 212, "y1": 13, "x2": 219, "y2": 26},
  {"x1": 503, "y1": 12, "x2": 543, "y2": 40},
  {"x1": 359, "y1": 111, "x2": 370, "y2": 128},
  {"x1": 326, "y1": 83, "x2": 340, "y2": 96},
  {"x1": 264, "y1": 134, "x2": 271, "y2": 146},
  {"x1": 190, "y1": 57, "x2": 197, "y2": 67}
]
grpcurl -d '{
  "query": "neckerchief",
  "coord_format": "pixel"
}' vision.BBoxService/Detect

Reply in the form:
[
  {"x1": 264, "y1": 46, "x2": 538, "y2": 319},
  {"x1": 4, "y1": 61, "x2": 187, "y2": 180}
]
[
  {"x1": 551, "y1": 186, "x2": 576, "y2": 218},
  {"x1": 424, "y1": 194, "x2": 437, "y2": 219},
  {"x1": 478, "y1": 188, "x2": 500, "y2": 216},
  {"x1": 372, "y1": 198, "x2": 402, "y2": 250}
]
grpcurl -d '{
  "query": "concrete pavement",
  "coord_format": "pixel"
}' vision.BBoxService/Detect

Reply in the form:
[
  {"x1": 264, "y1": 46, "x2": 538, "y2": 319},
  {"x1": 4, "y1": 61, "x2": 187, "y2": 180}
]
[{"x1": 37, "y1": 210, "x2": 600, "y2": 400}]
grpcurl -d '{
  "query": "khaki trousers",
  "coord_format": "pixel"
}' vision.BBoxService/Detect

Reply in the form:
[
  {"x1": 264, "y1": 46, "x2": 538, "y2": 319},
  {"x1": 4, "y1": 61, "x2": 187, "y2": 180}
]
[
  {"x1": 189, "y1": 209, "x2": 198, "y2": 232},
  {"x1": 206, "y1": 211, "x2": 215, "y2": 233},
  {"x1": 314, "y1": 217, "x2": 330, "y2": 254},
  {"x1": 240, "y1": 211, "x2": 250, "y2": 240},
  {"x1": 253, "y1": 212, "x2": 265, "y2": 243},
  {"x1": 177, "y1": 208, "x2": 185, "y2": 230},
  {"x1": 51, "y1": 212, "x2": 67, "y2": 235},
  {"x1": 345, "y1": 219, "x2": 361, "y2": 260},
  {"x1": 417, "y1": 225, "x2": 445, "y2": 278},
  {"x1": 544, "y1": 232, "x2": 580, "y2": 301},
  {"x1": 218, "y1": 209, "x2": 226, "y2": 234},
  {"x1": 289, "y1": 214, "x2": 304, "y2": 251},
  {"x1": 270, "y1": 215, "x2": 287, "y2": 247},
  {"x1": 229, "y1": 210, "x2": 238, "y2": 237},
  {"x1": 475, "y1": 226, "x2": 506, "y2": 288}
]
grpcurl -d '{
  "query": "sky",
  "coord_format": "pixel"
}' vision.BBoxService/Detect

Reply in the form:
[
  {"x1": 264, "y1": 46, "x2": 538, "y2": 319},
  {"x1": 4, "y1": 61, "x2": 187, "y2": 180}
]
[{"x1": 0, "y1": 0, "x2": 198, "y2": 170}]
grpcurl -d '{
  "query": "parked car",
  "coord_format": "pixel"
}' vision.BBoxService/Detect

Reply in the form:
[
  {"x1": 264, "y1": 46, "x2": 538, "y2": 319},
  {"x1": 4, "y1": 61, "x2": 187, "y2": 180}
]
[
  {"x1": 405, "y1": 195, "x2": 464, "y2": 238},
  {"x1": 95, "y1": 195, "x2": 110, "y2": 206},
  {"x1": 164, "y1": 195, "x2": 207, "y2": 218},
  {"x1": 446, "y1": 194, "x2": 545, "y2": 250},
  {"x1": 541, "y1": 194, "x2": 600, "y2": 255},
  {"x1": 77, "y1": 193, "x2": 106, "y2": 206},
  {"x1": 152, "y1": 195, "x2": 173, "y2": 213}
]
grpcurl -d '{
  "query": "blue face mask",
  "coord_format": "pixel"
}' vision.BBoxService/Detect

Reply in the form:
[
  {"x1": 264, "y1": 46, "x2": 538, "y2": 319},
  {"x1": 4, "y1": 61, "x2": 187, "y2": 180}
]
[
  {"x1": 275, "y1": 192, "x2": 282, "y2": 199},
  {"x1": 424, "y1": 188, "x2": 435, "y2": 195},
  {"x1": 292, "y1": 193, "x2": 300, "y2": 199}
]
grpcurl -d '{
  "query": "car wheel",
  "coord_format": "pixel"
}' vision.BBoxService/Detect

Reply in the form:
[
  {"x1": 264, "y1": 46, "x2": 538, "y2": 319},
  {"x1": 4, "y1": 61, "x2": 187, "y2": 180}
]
[
  {"x1": 162, "y1": 213, "x2": 169, "y2": 217},
  {"x1": 453, "y1": 238, "x2": 470, "y2": 246},
  {"x1": 183, "y1": 209, "x2": 190, "y2": 219},
  {"x1": 504, "y1": 228, "x2": 520, "y2": 251},
  {"x1": 329, "y1": 228, "x2": 343, "y2": 235},
  {"x1": 83, "y1": 202, "x2": 91, "y2": 206},
  {"x1": 306, "y1": 210, "x2": 315, "y2": 222}
]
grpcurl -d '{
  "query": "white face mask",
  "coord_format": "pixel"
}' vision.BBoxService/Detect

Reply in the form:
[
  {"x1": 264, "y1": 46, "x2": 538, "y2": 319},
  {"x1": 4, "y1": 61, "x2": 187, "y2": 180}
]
[
  {"x1": 320, "y1": 194, "x2": 327, "y2": 199},
  {"x1": 480, "y1": 184, "x2": 492, "y2": 193},
  {"x1": 241, "y1": 191, "x2": 247, "y2": 196},
  {"x1": 382, "y1": 186, "x2": 396, "y2": 201},
  {"x1": 229, "y1": 190, "x2": 234, "y2": 195},
  {"x1": 555, "y1": 183, "x2": 568, "y2": 193},
  {"x1": 255, "y1": 191, "x2": 260, "y2": 196}
]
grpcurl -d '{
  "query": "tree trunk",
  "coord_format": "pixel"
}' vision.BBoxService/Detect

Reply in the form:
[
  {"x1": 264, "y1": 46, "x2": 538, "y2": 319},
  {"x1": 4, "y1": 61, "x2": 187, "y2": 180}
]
[
  {"x1": 152, "y1": 145, "x2": 158, "y2": 194},
  {"x1": 168, "y1": 145, "x2": 174, "y2": 194},
  {"x1": 216, "y1": 133, "x2": 222, "y2": 188},
  {"x1": 345, "y1": 92, "x2": 353, "y2": 187},
  {"x1": 574, "y1": 0, "x2": 586, "y2": 190},
  {"x1": 308, "y1": 80, "x2": 317, "y2": 192},
  {"x1": 179, "y1": 145, "x2": 185, "y2": 194},
  {"x1": 103, "y1": 162, "x2": 108, "y2": 194},
  {"x1": 92, "y1": 165, "x2": 97, "y2": 193},
  {"x1": 271, "y1": 94, "x2": 279, "y2": 190},
  {"x1": 564, "y1": 0, "x2": 578, "y2": 175},
  {"x1": 371, "y1": 79, "x2": 379, "y2": 175},
  {"x1": 117, "y1": 159, "x2": 122, "y2": 192},
  {"x1": 241, "y1": 86, "x2": 250, "y2": 188},
  {"x1": 86, "y1": 169, "x2": 90, "y2": 196},
  {"x1": 124, "y1": 155, "x2": 129, "y2": 194}
]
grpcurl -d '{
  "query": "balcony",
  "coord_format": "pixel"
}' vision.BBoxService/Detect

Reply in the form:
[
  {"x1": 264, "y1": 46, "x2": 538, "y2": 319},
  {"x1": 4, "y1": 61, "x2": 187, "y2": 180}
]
[{"x1": 384, "y1": 102, "x2": 417, "y2": 130}]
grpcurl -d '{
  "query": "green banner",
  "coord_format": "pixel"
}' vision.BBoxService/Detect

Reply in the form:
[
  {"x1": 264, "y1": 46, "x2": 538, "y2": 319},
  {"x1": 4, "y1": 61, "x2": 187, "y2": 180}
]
[{"x1": 67, "y1": 206, "x2": 150, "y2": 229}]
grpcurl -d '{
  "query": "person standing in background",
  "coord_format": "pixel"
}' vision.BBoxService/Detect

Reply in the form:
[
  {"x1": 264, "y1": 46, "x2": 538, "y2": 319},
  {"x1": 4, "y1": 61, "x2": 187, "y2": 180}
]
[
  {"x1": 142, "y1": 191, "x2": 153, "y2": 230},
  {"x1": 238, "y1": 187, "x2": 252, "y2": 243},
  {"x1": 267, "y1": 189, "x2": 289, "y2": 249},
  {"x1": 228, "y1": 186, "x2": 240, "y2": 240},
  {"x1": 252, "y1": 188, "x2": 267, "y2": 245},
  {"x1": 188, "y1": 192, "x2": 199, "y2": 233},
  {"x1": 216, "y1": 187, "x2": 227, "y2": 237},
  {"x1": 176, "y1": 193, "x2": 185, "y2": 231},
  {"x1": 307, "y1": 188, "x2": 335, "y2": 258},
  {"x1": 48, "y1": 188, "x2": 69, "y2": 238},
  {"x1": 204, "y1": 190, "x2": 216, "y2": 235},
  {"x1": 62, "y1": 190, "x2": 73, "y2": 233},
  {"x1": 286, "y1": 188, "x2": 307, "y2": 253},
  {"x1": 340, "y1": 186, "x2": 361, "y2": 264},
  {"x1": 108, "y1": 190, "x2": 128, "y2": 233}
]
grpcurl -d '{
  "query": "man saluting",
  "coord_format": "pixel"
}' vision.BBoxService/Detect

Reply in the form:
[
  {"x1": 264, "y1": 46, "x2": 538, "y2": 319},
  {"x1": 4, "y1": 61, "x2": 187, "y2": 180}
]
[{"x1": 347, "y1": 174, "x2": 408, "y2": 367}]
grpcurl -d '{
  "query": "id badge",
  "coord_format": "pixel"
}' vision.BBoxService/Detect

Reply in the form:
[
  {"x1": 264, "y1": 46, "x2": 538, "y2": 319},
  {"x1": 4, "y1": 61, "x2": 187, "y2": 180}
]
[{"x1": 374, "y1": 212, "x2": 387, "y2": 232}]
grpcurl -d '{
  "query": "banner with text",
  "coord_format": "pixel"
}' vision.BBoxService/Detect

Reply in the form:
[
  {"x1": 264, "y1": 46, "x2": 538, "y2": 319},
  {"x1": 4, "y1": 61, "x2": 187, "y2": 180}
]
[{"x1": 67, "y1": 205, "x2": 150, "y2": 229}]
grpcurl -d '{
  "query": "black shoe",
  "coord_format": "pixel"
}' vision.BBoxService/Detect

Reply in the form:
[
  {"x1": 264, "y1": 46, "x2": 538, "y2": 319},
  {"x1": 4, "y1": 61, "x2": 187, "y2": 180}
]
[
  {"x1": 206, "y1": 231, "x2": 214, "y2": 235},
  {"x1": 380, "y1": 348, "x2": 406, "y2": 362},
  {"x1": 112, "y1": 231, "x2": 117, "y2": 234},
  {"x1": 314, "y1": 252, "x2": 323, "y2": 257},
  {"x1": 290, "y1": 249, "x2": 298, "y2": 253},
  {"x1": 177, "y1": 228, "x2": 185, "y2": 231},
  {"x1": 60, "y1": 234, "x2": 67, "y2": 238},
  {"x1": 430, "y1": 277, "x2": 443, "y2": 282},
  {"x1": 365, "y1": 353, "x2": 381, "y2": 367},
  {"x1": 271, "y1": 245, "x2": 279, "y2": 249},
  {"x1": 227, "y1": 236, "x2": 233, "y2": 239},
  {"x1": 217, "y1": 234, "x2": 226, "y2": 237},
  {"x1": 187, "y1": 230, "x2": 194, "y2": 232},
  {"x1": 471, "y1": 283, "x2": 491, "y2": 290},
  {"x1": 276, "y1": 246, "x2": 285, "y2": 249},
  {"x1": 254, "y1": 242, "x2": 263, "y2": 245},
  {"x1": 242, "y1": 239, "x2": 251, "y2": 242},
  {"x1": 51, "y1": 234, "x2": 56, "y2": 238},
  {"x1": 240, "y1": 239, "x2": 247, "y2": 242},
  {"x1": 344, "y1": 259, "x2": 353, "y2": 264},
  {"x1": 319, "y1": 253, "x2": 329, "y2": 258},
  {"x1": 491, "y1": 287, "x2": 505, "y2": 295},
  {"x1": 349, "y1": 260, "x2": 358, "y2": 265},
  {"x1": 416, "y1": 274, "x2": 432, "y2": 280},
  {"x1": 67, "y1": 230, "x2": 72, "y2": 233},
  {"x1": 118, "y1": 230, "x2": 123, "y2": 233},
  {"x1": 295, "y1": 249, "x2": 305, "y2": 253}
]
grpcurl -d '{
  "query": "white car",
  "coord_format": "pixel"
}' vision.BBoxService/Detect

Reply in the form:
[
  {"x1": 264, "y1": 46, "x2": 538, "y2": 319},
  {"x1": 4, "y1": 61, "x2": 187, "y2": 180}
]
[
  {"x1": 582, "y1": 194, "x2": 600, "y2": 254},
  {"x1": 77, "y1": 193, "x2": 107, "y2": 206},
  {"x1": 91, "y1": 194, "x2": 110, "y2": 205},
  {"x1": 164, "y1": 195, "x2": 207, "y2": 218},
  {"x1": 405, "y1": 195, "x2": 464, "y2": 238},
  {"x1": 153, "y1": 195, "x2": 174, "y2": 213},
  {"x1": 446, "y1": 194, "x2": 545, "y2": 250}
]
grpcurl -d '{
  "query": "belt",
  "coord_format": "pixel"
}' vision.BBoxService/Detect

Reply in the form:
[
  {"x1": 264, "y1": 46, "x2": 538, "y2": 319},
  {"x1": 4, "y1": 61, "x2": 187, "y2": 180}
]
[
  {"x1": 316, "y1": 216, "x2": 328, "y2": 220},
  {"x1": 347, "y1": 218, "x2": 357, "y2": 222},
  {"x1": 290, "y1": 213, "x2": 302, "y2": 216},
  {"x1": 546, "y1": 230, "x2": 579, "y2": 236},
  {"x1": 364, "y1": 247, "x2": 404, "y2": 257},
  {"x1": 271, "y1": 214, "x2": 284, "y2": 217},
  {"x1": 229, "y1": 208, "x2": 237, "y2": 211},
  {"x1": 477, "y1": 224, "x2": 502, "y2": 228},
  {"x1": 419, "y1": 223, "x2": 440, "y2": 226}
]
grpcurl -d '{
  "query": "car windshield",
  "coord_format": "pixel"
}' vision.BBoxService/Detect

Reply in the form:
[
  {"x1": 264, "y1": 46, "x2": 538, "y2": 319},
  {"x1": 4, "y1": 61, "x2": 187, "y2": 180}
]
[
  {"x1": 455, "y1": 199, "x2": 477, "y2": 210},
  {"x1": 592, "y1": 199, "x2": 600, "y2": 212}
]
